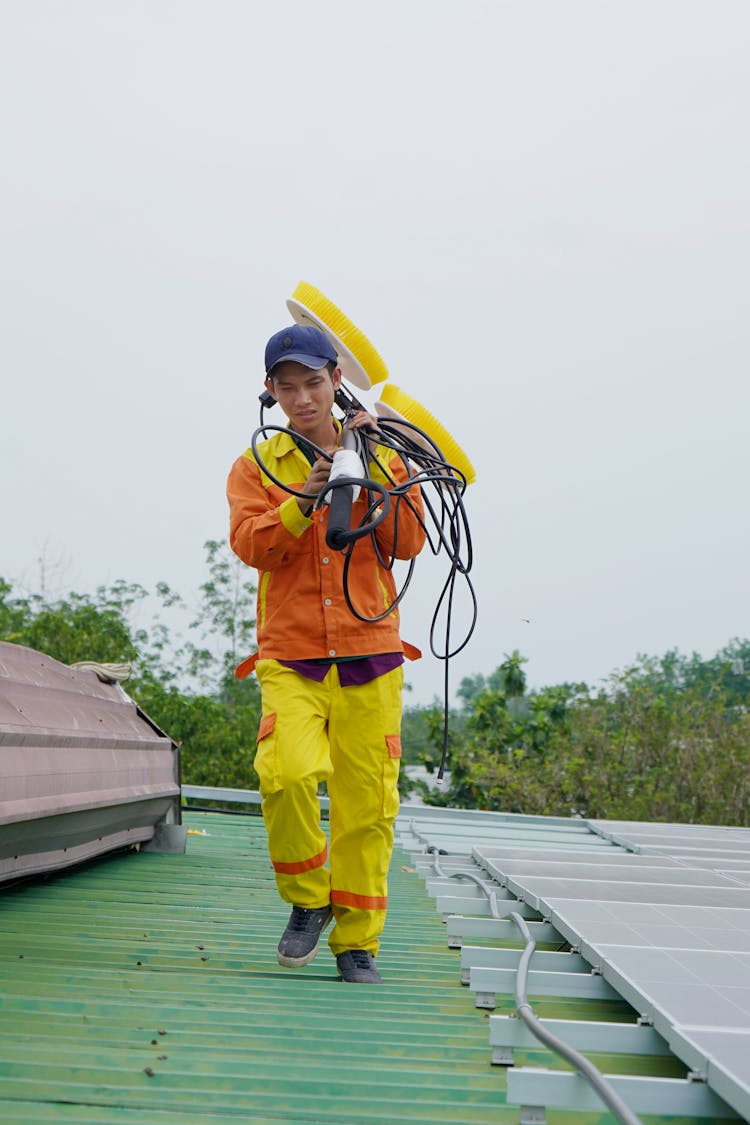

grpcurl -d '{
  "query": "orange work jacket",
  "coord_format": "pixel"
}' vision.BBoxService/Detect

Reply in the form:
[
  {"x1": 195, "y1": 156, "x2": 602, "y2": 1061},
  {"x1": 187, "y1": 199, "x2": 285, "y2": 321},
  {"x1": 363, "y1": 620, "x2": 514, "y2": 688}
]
[{"x1": 227, "y1": 429, "x2": 426, "y2": 665}]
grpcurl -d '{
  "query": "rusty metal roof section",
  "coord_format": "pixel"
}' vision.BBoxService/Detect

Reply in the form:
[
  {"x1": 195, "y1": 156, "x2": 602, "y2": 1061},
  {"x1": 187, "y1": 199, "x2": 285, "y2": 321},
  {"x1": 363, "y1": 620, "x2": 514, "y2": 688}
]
[{"x1": 0, "y1": 642, "x2": 184, "y2": 884}]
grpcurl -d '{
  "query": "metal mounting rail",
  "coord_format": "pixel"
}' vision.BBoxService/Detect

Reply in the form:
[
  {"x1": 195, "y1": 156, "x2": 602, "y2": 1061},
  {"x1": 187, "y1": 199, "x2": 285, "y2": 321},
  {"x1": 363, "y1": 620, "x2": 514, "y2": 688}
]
[
  {"x1": 508, "y1": 910, "x2": 644, "y2": 1125},
  {"x1": 418, "y1": 834, "x2": 645, "y2": 1125}
]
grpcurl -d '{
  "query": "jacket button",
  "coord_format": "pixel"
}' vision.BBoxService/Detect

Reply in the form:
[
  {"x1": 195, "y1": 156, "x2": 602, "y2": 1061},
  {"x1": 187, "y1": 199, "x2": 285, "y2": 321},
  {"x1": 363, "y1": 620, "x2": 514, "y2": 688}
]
[
  {"x1": 324, "y1": 598, "x2": 332, "y2": 606},
  {"x1": 328, "y1": 649, "x2": 336, "y2": 657},
  {"x1": 322, "y1": 557, "x2": 330, "y2": 564}
]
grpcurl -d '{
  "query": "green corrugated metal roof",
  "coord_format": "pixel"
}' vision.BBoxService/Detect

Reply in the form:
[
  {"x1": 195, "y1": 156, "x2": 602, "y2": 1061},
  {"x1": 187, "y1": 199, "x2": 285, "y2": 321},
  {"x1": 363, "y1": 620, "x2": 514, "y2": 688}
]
[{"x1": 0, "y1": 811, "x2": 736, "y2": 1125}]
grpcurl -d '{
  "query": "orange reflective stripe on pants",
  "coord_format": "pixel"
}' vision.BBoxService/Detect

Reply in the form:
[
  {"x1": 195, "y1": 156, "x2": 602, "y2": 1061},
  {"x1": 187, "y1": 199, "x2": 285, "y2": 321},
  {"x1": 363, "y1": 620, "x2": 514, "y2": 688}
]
[{"x1": 254, "y1": 659, "x2": 403, "y2": 957}]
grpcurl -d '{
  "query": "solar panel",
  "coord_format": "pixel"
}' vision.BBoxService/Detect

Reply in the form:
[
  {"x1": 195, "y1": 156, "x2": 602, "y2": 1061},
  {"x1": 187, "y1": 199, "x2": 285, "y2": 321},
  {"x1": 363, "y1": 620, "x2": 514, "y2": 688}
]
[
  {"x1": 399, "y1": 808, "x2": 750, "y2": 1121},
  {"x1": 502, "y1": 874, "x2": 750, "y2": 910},
  {"x1": 479, "y1": 856, "x2": 738, "y2": 886},
  {"x1": 485, "y1": 835, "x2": 750, "y2": 1121},
  {"x1": 667, "y1": 1027, "x2": 750, "y2": 1120}
]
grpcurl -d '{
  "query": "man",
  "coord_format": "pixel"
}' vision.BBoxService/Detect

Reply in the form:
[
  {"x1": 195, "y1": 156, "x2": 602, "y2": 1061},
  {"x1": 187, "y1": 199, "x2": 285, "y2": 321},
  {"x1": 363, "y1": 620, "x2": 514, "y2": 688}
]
[{"x1": 227, "y1": 323, "x2": 426, "y2": 984}]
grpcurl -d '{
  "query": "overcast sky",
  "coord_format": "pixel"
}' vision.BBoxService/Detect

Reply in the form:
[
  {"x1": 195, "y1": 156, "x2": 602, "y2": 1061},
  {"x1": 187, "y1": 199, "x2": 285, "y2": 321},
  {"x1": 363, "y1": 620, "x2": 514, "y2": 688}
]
[{"x1": 1, "y1": 1, "x2": 748, "y2": 705}]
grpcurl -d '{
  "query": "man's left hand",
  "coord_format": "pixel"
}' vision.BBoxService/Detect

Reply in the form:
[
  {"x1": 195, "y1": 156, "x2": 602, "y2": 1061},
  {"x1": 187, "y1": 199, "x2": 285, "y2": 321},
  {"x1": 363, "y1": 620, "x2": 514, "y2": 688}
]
[{"x1": 346, "y1": 409, "x2": 379, "y2": 433}]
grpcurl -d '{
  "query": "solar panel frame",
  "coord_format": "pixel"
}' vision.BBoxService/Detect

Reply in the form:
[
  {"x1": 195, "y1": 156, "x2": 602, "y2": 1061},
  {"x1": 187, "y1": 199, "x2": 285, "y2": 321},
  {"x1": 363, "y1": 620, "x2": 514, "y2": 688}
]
[{"x1": 400, "y1": 808, "x2": 750, "y2": 1121}]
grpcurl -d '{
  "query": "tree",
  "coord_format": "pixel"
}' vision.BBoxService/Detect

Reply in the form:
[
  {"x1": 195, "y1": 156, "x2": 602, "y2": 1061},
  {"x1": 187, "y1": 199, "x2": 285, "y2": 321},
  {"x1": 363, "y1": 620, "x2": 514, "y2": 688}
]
[
  {"x1": 0, "y1": 579, "x2": 140, "y2": 667},
  {"x1": 500, "y1": 650, "x2": 527, "y2": 698},
  {"x1": 456, "y1": 673, "x2": 487, "y2": 707},
  {"x1": 186, "y1": 539, "x2": 258, "y2": 689},
  {"x1": 426, "y1": 647, "x2": 750, "y2": 826}
]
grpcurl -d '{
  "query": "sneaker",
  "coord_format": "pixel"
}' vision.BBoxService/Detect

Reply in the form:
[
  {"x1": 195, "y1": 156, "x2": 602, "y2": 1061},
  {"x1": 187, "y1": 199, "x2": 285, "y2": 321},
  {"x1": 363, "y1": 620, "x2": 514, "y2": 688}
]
[
  {"x1": 336, "y1": 949, "x2": 383, "y2": 984},
  {"x1": 277, "y1": 905, "x2": 333, "y2": 968}
]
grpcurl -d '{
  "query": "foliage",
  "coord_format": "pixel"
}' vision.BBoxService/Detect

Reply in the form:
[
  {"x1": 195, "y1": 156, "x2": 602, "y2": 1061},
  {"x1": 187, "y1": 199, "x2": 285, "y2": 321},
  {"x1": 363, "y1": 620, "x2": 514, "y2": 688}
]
[
  {"x1": 0, "y1": 578, "x2": 140, "y2": 667},
  {"x1": 401, "y1": 704, "x2": 447, "y2": 765},
  {"x1": 133, "y1": 675, "x2": 261, "y2": 792},
  {"x1": 186, "y1": 539, "x2": 258, "y2": 686},
  {"x1": 456, "y1": 650, "x2": 528, "y2": 707},
  {"x1": 5, "y1": 553, "x2": 750, "y2": 826},
  {"x1": 425, "y1": 645, "x2": 750, "y2": 826}
]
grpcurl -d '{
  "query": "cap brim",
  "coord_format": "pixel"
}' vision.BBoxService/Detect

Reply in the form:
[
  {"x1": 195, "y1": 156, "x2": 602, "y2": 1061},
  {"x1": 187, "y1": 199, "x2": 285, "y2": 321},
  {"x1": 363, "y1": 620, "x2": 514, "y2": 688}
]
[{"x1": 267, "y1": 353, "x2": 334, "y2": 374}]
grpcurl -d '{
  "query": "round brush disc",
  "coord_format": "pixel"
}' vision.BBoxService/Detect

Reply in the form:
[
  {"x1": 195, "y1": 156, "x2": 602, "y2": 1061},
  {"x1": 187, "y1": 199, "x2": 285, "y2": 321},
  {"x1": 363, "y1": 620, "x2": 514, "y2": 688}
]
[
  {"x1": 287, "y1": 281, "x2": 389, "y2": 391},
  {"x1": 377, "y1": 384, "x2": 476, "y2": 485},
  {"x1": 374, "y1": 401, "x2": 438, "y2": 455}
]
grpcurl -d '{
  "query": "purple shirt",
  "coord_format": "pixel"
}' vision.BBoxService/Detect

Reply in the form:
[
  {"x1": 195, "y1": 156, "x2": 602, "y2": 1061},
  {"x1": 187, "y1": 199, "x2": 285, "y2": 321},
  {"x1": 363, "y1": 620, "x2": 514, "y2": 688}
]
[{"x1": 279, "y1": 652, "x2": 404, "y2": 687}]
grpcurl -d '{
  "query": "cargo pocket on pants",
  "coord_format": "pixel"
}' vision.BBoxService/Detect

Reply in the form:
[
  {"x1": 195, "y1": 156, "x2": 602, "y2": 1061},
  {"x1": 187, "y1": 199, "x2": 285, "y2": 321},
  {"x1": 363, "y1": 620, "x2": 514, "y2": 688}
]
[
  {"x1": 255, "y1": 712, "x2": 277, "y2": 794},
  {"x1": 382, "y1": 734, "x2": 402, "y2": 819}
]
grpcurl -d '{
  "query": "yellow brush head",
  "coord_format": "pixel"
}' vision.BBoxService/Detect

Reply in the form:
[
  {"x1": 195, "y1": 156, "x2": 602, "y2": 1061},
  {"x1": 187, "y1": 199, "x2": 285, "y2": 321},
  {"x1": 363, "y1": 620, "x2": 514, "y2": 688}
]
[
  {"x1": 377, "y1": 384, "x2": 476, "y2": 485},
  {"x1": 287, "y1": 281, "x2": 389, "y2": 390}
]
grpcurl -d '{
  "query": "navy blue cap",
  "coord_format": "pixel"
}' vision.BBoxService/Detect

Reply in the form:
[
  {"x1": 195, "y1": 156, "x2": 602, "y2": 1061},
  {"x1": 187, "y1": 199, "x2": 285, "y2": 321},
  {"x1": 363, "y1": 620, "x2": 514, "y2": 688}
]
[{"x1": 264, "y1": 324, "x2": 338, "y2": 375}]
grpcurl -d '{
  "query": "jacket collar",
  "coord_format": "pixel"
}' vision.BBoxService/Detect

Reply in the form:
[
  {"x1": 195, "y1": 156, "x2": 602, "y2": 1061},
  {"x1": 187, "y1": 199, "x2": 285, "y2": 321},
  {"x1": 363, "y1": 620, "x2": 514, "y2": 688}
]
[{"x1": 282, "y1": 417, "x2": 342, "y2": 460}]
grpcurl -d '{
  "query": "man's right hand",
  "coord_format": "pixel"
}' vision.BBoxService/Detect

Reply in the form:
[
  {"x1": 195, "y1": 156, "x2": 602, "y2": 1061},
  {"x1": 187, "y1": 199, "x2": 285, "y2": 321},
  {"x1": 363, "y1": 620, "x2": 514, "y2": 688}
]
[{"x1": 298, "y1": 456, "x2": 333, "y2": 517}]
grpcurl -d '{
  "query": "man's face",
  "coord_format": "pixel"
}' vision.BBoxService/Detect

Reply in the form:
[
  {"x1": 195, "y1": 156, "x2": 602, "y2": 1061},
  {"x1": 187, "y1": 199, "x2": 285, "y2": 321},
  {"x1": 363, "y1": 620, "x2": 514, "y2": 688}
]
[{"x1": 266, "y1": 362, "x2": 341, "y2": 438}]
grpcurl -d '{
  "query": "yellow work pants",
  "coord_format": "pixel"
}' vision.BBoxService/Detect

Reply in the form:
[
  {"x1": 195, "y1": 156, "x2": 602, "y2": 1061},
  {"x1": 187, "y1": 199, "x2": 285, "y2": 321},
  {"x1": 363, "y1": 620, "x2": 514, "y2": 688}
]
[{"x1": 254, "y1": 659, "x2": 403, "y2": 956}]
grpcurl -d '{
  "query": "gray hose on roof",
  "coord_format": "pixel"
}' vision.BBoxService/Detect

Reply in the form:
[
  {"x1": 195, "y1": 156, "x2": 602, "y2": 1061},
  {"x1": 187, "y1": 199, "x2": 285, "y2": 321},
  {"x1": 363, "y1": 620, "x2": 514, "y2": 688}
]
[
  {"x1": 416, "y1": 833, "x2": 645, "y2": 1125},
  {"x1": 508, "y1": 910, "x2": 644, "y2": 1125}
]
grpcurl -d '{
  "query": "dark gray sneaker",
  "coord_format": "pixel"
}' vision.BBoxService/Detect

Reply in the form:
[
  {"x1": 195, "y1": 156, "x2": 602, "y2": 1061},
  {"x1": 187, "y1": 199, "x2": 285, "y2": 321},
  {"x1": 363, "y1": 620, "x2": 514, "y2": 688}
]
[
  {"x1": 336, "y1": 949, "x2": 383, "y2": 984},
  {"x1": 277, "y1": 905, "x2": 333, "y2": 968}
]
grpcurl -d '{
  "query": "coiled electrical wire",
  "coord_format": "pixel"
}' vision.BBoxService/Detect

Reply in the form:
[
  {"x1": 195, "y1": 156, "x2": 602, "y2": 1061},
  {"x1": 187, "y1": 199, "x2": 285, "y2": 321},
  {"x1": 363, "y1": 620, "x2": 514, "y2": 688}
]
[
  {"x1": 251, "y1": 405, "x2": 477, "y2": 778},
  {"x1": 250, "y1": 424, "x2": 390, "y2": 541}
]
